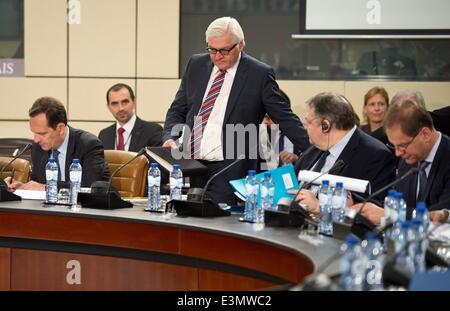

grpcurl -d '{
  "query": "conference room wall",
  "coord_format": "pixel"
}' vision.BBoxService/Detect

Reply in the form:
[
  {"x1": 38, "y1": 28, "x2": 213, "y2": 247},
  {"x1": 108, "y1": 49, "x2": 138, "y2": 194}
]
[{"x1": 0, "y1": 0, "x2": 449, "y2": 139}]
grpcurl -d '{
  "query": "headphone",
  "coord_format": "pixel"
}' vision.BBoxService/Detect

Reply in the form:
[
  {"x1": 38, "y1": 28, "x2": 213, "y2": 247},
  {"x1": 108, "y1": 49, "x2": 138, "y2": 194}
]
[{"x1": 321, "y1": 119, "x2": 331, "y2": 133}]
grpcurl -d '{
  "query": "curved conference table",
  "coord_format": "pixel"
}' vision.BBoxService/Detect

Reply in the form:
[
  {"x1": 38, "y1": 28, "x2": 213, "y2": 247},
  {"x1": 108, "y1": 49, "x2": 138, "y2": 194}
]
[{"x1": 0, "y1": 199, "x2": 341, "y2": 290}]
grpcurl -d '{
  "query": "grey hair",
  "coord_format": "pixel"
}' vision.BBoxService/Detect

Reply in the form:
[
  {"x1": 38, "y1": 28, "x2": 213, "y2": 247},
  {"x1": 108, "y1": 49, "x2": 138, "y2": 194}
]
[
  {"x1": 390, "y1": 90, "x2": 426, "y2": 108},
  {"x1": 205, "y1": 17, "x2": 245, "y2": 46}
]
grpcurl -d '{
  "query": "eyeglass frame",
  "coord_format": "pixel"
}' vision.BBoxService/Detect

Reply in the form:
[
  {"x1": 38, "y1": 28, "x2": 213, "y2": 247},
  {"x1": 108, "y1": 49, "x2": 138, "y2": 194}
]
[
  {"x1": 206, "y1": 43, "x2": 238, "y2": 55},
  {"x1": 386, "y1": 127, "x2": 422, "y2": 151}
]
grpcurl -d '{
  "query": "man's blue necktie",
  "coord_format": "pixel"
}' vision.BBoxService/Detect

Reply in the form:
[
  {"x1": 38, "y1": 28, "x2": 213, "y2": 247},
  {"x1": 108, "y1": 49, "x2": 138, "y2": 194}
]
[
  {"x1": 52, "y1": 149, "x2": 61, "y2": 182},
  {"x1": 417, "y1": 161, "x2": 430, "y2": 202}
]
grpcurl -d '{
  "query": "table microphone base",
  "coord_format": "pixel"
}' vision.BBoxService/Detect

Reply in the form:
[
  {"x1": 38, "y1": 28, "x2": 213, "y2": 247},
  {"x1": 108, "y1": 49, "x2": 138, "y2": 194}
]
[{"x1": 0, "y1": 186, "x2": 21, "y2": 202}]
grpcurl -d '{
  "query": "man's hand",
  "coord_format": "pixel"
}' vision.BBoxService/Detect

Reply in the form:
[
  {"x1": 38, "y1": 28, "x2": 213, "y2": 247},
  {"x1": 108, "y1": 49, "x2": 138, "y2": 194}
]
[
  {"x1": 430, "y1": 210, "x2": 449, "y2": 224},
  {"x1": 288, "y1": 188, "x2": 320, "y2": 214},
  {"x1": 279, "y1": 150, "x2": 299, "y2": 165},
  {"x1": 3, "y1": 176, "x2": 23, "y2": 192},
  {"x1": 350, "y1": 202, "x2": 384, "y2": 225},
  {"x1": 162, "y1": 139, "x2": 178, "y2": 149}
]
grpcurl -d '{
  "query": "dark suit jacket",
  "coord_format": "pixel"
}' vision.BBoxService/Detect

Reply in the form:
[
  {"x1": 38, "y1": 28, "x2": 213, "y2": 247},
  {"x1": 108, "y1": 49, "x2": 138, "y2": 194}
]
[
  {"x1": 430, "y1": 106, "x2": 450, "y2": 137},
  {"x1": 163, "y1": 53, "x2": 310, "y2": 204},
  {"x1": 294, "y1": 128, "x2": 396, "y2": 203},
  {"x1": 360, "y1": 124, "x2": 389, "y2": 146},
  {"x1": 31, "y1": 127, "x2": 110, "y2": 188},
  {"x1": 396, "y1": 134, "x2": 450, "y2": 219},
  {"x1": 99, "y1": 116, "x2": 163, "y2": 152}
]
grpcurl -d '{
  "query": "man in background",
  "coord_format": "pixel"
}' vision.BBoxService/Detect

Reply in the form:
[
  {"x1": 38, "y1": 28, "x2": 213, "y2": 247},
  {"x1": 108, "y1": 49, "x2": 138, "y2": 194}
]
[{"x1": 99, "y1": 83, "x2": 162, "y2": 152}]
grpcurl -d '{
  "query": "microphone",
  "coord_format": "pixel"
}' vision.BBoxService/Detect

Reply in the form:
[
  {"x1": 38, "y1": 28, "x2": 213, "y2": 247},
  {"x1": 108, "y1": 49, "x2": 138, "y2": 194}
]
[
  {"x1": 169, "y1": 155, "x2": 246, "y2": 217},
  {"x1": 78, "y1": 148, "x2": 147, "y2": 210},
  {"x1": 0, "y1": 143, "x2": 32, "y2": 202},
  {"x1": 298, "y1": 248, "x2": 342, "y2": 291},
  {"x1": 0, "y1": 143, "x2": 32, "y2": 183},
  {"x1": 199, "y1": 154, "x2": 245, "y2": 202},
  {"x1": 264, "y1": 159, "x2": 345, "y2": 228},
  {"x1": 343, "y1": 166, "x2": 421, "y2": 240}
]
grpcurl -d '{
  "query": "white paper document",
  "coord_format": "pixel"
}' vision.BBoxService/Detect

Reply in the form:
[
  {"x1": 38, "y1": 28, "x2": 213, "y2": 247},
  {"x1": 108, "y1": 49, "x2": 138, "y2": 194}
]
[
  {"x1": 14, "y1": 189, "x2": 46, "y2": 200},
  {"x1": 297, "y1": 170, "x2": 370, "y2": 194}
]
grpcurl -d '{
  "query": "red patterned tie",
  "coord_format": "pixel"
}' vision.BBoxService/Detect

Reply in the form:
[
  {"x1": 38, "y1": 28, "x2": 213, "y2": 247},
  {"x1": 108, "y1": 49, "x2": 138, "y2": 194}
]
[
  {"x1": 191, "y1": 70, "x2": 226, "y2": 158},
  {"x1": 117, "y1": 127, "x2": 125, "y2": 150}
]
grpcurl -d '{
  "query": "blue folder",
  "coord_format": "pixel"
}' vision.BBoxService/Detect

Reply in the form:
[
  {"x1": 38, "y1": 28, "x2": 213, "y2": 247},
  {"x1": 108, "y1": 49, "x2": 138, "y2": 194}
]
[{"x1": 229, "y1": 164, "x2": 299, "y2": 205}]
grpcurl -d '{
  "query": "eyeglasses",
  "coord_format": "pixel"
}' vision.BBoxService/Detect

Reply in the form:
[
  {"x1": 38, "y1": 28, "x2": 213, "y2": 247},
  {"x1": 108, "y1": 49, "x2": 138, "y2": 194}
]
[
  {"x1": 387, "y1": 128, "x2": 422, "y2": 151},
  {"x1": 206, "y1": 43, "x2": 238, "y2": 55}
]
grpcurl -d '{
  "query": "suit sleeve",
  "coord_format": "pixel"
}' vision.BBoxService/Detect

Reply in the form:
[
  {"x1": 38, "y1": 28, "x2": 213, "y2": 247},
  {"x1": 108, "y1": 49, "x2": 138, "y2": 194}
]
[
  {"x1": 162, "y1": 58, "x2": 192, "y2": 143},
  {"x1": 79, "y1": 134, "x2": 110, "y2": 187},
  {"x1": 364, "y1": 148, "x2": 397, "y2": 203},
  {"x1": 147, "y1": 123, "x2": 163, "y2": 147},
  {"x1": 261, "y1": 68, "x2": 310, "y2": 152}
]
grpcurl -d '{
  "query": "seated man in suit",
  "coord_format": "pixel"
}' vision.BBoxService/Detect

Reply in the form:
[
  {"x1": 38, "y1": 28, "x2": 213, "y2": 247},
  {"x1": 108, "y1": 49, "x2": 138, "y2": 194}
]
[
  {"x1": 5, "y1": 97, "x2": 109, "y2": 191},
  {"x1": 352, "y1": 91, "x2": 450, "y2": 224},
  {"x1": 293, "y1": 92, "x2": 396, "y2": 214},
  {"x1": 99, "y1": 83, "x2": 163, "y2": 152}
]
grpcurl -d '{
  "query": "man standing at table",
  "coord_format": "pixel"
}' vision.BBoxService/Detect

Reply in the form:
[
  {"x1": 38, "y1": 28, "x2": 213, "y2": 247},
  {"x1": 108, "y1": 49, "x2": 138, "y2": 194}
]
[{"x1": 162, "y1": 17, "x2": 309, "y2": 205}]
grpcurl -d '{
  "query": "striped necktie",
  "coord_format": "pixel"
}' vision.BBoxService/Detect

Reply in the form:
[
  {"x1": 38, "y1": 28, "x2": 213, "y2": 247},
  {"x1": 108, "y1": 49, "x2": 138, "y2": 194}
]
[{"x1": 191, "y1": 70, "x2": 226, "y2": 159}]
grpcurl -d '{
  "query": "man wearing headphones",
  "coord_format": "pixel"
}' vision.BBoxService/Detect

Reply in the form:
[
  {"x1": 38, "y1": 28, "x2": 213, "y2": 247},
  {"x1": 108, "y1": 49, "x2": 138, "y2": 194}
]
[{"x1": 293, "y1": 92, "x2": 396, "y2": 214}]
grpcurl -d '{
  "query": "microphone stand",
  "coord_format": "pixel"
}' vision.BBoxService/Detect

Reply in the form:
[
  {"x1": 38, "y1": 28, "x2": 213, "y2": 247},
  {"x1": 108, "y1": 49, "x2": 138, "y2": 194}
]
[
  {"x1": 334, "y1": 166, "x2": 420, "y2": 240},
  {"x1": 78, "y1": 149, "x2": 147, "y2": 210},
  {"x1": 169, "y1": 155, "x2": 245, "y2": 217},
  {"x1": 0, "y1": 143, "x2": 32, "y2": 202}
]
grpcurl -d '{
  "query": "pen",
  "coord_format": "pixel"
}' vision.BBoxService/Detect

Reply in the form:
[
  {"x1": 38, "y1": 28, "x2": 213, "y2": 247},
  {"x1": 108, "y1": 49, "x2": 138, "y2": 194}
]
[{"x1": 10, "y1": 168, "x2": 15, "y2": 182}]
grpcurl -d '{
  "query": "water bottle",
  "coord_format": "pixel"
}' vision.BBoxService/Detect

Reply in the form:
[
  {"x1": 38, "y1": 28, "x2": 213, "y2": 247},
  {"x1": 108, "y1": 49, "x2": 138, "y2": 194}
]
[
  {"x1": 340, "y1": 235, "x2": 364, "y2": 291},
  {"x1": 261, "y1": 172, "x2": 274, "y2": 211},
  {"x1": 383, "y1": 189, "x2": 397, "y2": 251},
  {"x1": 318, "y1": 180, "x2": 332, "y2": 236},
  {"x1": 244, "y1": 170, "x2": 258, "y2": 222},
  {"x1": 414, "y1": 201, "x2": 429, "y2": 232},
  {"x1": 331, "y1": 182, "x2": 346, "y2": 223},
  {"x1": 69, "y1": 159, "x2": 82, "y2": 205},
  {"x1": 396, "y1": 192, "x2": 407, "y2": 222},
  {"x1": 362, "y1": 232, "x2": 384, "y2": 291},
  {"x1": 410, "y1": 219, "x2": 428, "y2": 273},
  {"x1": 147, "y1": 163, "x2": 161, "y2": 211},
  {"x1": 45, "y1": 156, "x2": 58, "y2": 203},
  {"x1": 383, "y1": 189, "x2": 397, "y2": 224},
  {"x1": 395, "y1": 221, "x2": 414, "y2": 274},
  {"x1": 169, "y1": 164, "x2": 183, "y2": 201}
]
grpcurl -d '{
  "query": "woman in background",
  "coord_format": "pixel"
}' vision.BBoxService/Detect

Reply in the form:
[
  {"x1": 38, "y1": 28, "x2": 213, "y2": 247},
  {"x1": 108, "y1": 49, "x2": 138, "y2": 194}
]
[{"x1": 360, "y1": 86, "x2": 389, "y2": 145}]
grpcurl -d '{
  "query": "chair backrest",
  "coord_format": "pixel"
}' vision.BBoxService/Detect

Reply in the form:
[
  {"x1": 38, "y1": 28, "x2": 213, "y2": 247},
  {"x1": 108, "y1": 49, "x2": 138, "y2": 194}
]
[
  {"x1": 0, "y1": 138, "x2": 33, "y2": 162},
  {"x1": 104, "y1": 150, "x2": 149, "y2": 197},
  {"x1": 0, "y1": 157, "x2": 31, "y2": 183}
]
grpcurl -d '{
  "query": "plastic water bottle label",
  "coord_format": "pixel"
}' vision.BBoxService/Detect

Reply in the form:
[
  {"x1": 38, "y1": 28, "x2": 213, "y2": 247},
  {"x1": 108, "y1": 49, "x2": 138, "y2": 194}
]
[
  {"x1": 268, "y1": 187, "x2": 274, "y2": 197},
  {"x1": 169, "y1": 177, "x2": 177, "y2": 188},
  {"x1": 245, "y1": 183, "x2": 253, "y2": 196},
  {"x1": 155, "y1": 176, "x2": 161, "y2": 186},
  {"x1": 332, "y1": 196, "x2": 341, "y2": 210},
  {"x1": 177, "y1": 178, "x2": 183, "y2": 188},
  {"x1": 148, "y1": 176, "x2": 155, "y2": 187},
  {"x1": 46, "y1": 170, "x2": 52, "y2": 180},
  {"x1": 69, "y1": 171, "x2": 81, "y2": 182},
  {"x1": 319, "y1": 193, "x2": 328, "y2": 205},
  {"x1": 261, "y1": 186, "x2": 268, "y2": 197}
]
